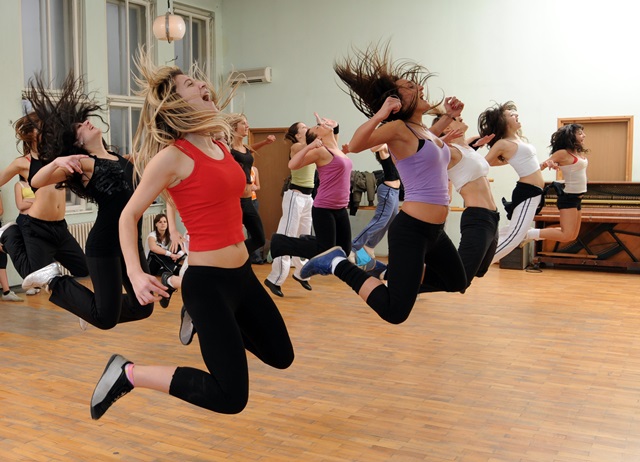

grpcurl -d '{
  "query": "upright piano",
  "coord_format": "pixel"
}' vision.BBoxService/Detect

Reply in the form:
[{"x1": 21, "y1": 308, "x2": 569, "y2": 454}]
[{"x1": 534, "y1": 182, "x2": 640, "y2": 272}]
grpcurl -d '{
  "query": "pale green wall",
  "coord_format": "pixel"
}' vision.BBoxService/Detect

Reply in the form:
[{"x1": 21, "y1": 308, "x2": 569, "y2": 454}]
[
  {"x1": 219, "y1": 0, "x2": 640, "y2": 253},
  {"x1": 2, "y1": 0, "x2": 638, "y2": 284}
]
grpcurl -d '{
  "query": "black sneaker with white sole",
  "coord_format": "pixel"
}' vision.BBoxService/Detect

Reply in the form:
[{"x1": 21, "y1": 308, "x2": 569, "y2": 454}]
[
  {"x1": 160, "y1": 271, "x2": 176, "y2": 308},
  {"x1": 90, "y1": 354, "x2": 133, "y2": 420}
]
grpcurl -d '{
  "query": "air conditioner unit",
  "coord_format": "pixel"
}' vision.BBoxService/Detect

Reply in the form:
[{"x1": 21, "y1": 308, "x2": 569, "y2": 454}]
[{"x1": 229, "y1": 67, "x2": 272, "y2": 84}]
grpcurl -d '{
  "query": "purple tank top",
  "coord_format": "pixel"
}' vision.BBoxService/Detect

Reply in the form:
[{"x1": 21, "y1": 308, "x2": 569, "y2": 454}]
[
  {"x1": 390, "y1": 125, "x2": 450, "y2": 206},
  {"x1": 313, "y1": 148, "x2": 352, "y2": 209}
]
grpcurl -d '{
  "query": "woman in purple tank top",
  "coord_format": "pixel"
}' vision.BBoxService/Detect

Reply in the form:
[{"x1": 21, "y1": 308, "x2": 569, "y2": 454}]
[
  {"x1": 269, "y1": 113, "x2": 353, "y2": 264},
  {"x1": 299, "y1": 43, "x2": 468, "y2": 325}
]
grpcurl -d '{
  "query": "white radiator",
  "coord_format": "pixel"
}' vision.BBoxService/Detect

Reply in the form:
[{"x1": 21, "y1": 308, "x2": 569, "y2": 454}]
[
  {"x1": 63, "y1": 214, "x2": 157, "y2": 276},
  {"x1": 67, "y1": 214, "x2": 156, "y2": 251}
]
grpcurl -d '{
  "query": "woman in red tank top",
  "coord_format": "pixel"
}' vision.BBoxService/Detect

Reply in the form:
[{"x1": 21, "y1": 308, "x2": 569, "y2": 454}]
[{"x1": 89, "y1": 56, "x2": 293, "y2": 420}]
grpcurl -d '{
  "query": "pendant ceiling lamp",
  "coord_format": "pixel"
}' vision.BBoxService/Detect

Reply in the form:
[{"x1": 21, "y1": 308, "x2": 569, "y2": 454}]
[{"x1": 152, "y1": 0, "x2": 186, "y2": 43}]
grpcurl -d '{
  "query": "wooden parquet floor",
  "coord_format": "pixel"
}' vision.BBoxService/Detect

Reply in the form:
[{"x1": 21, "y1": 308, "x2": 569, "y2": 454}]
[{"x1": 1, "y1": 264, "x2": 640, "y2": 461}]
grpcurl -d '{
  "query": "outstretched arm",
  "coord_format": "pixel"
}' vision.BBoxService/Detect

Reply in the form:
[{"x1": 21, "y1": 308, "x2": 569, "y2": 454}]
[
  {"x1": 250, "y1": 135, "x2": 276, "y2": 152},
  {"x1": 120, "y1": 149, "x2": 182, "y2": 305},
  {"x1": 0, "y1": 158, "x2": 28, "y2": 188},
  {"x1": 30, "y1": 155, "x2": 89, "y2": 188}
]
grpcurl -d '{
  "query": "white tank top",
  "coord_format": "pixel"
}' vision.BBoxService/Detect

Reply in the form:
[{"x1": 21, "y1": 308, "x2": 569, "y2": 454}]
[
  {"x1": 508, "y1": 140, "x2": 539, "y2": 178},
  {"x1": 448, "y1": 144, "x2": 490, "y2": 192},
  {"x1": 559, "y1": 153, "x2": 588, "y2": 194}
]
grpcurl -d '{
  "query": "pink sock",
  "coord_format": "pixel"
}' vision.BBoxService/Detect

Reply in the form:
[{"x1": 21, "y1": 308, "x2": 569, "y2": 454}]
[{"x1": 124, "y1": 363, "x2": 135, "y2": 387}]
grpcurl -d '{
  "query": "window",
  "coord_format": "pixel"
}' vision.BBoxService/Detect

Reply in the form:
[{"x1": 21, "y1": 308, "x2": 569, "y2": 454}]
[
  {"x1": 21, "y1": 0, "x2": 89, "y2": 213},
  {"x1": 21, "y1": 0, "x2": 84, "y2": 88},
  {"x1": 174, "y1": 5, "x2": 213, "y2": 76},
  {"x1": 106, "y1": 0, "x2": 150, "y2": 155}
]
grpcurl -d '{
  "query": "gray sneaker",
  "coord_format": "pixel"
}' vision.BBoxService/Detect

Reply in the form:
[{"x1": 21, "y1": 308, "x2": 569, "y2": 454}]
[
  {"x1": 179, "y1": 305, "x2": 196, "y2": 346},
  {"x1": 22, "y1": 262, "x2": 63, "y2": 291},
  {"x1": 90, "y1": 354, "x2": 133, "y2": 420},
  {"x1": 1, "y1": 290, "x2": 24, "y2": 302}
]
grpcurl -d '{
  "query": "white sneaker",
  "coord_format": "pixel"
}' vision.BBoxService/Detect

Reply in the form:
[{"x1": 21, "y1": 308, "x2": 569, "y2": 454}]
[
  {"x1": 0, "y1": 222, "x2": 17, "y2": 241},
  {"x1": 2, "y1": 290, "x2": 24, "y2": 302},
  {"x1": 22, "y1": 262, "x2": 63, "y2": 291},
  {"x1": 25, "y1": 288, "x2": 40, "y2": 296}
]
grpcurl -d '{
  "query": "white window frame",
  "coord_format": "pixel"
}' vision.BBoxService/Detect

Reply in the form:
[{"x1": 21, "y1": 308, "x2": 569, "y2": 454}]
[
  {"x1": 21, "y1": 0, "x2": 85, "y2": 89},
  {"x1": 174, "y1": 3, "x2": 214, "y2": 78},
  {"x1": 21, "y1": 0, "x2": 90, "y2": 214},
  {"x1": 106, "y1": 0, "x2": 151, "y2": 155}
]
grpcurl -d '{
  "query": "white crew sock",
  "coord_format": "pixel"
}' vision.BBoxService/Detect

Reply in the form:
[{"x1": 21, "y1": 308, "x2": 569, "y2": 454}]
[
  {"x1": 526, "y1": 228, "x2": 542, "y2": 241},
  {"x1": 330, "y1": 256, "x2": 346, "y2": 274}
]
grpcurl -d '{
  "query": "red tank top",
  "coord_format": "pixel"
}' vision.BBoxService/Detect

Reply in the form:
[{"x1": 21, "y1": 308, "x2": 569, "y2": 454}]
[{"x1": 169, "y1": 139, "x2": 246, "y2": 251}]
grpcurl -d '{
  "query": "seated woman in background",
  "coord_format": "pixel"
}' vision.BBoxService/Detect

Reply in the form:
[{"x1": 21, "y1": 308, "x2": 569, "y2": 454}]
[
  {"x1": 146, "y1": 213, "x2": 186, "y2": 308},
  {"x1": 146, "y1": 213, "x2": 186, "y2": 276}
]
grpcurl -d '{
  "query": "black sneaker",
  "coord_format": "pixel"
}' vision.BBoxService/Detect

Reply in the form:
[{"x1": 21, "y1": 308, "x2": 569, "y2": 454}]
[
  {"x1": 160, "y1": 271, "x2": 176, "y2": 308},
  {"x1": 179, "y1": 305, "x2": 196, "y2": 346},
  {"x1": 90, "y1": 354, "x2": 133, "y2": 420}
]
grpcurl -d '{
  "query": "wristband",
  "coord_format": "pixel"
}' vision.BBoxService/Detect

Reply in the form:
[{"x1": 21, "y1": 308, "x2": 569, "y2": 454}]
[
  {"x1": 333, "y1": 124, "x2": 340, "y2": 135},
  {"x1": 165, "y1": 250, "x2": 171, "y2": 257}
]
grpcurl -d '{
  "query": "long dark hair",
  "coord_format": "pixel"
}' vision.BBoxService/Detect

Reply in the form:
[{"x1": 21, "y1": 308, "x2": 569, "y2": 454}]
[
  {"x1": 550, "y1": 124, "x2": 588, "y2": 154},
  {"x1": 477, "y1": 101, "x2": 524, "y2": 147},
  {"x1": 334, "y1": 42, "x2": 440, "y2": 123},
  {"x1": 24, "y1": 72, "x2": 108, "y2": 163},
  {"x1": 24, "y1": 72, "x2": 112, "y2": 199},
  {"x1": 14, "y1": 113, "x2": 41, "y2": 157},
  {"x1": 153, "y1": 213, "x2": 171, "y2": 247}
]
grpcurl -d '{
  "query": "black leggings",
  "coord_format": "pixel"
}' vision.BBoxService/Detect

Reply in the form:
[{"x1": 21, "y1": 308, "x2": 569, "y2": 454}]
[
  {"x1": 48, "y1": 247, "x2": 154, "y2": 330},
  {"x1": 334, "y1": 211, "x2": 467, "y2": 324},
  {"x1": 2, "y1": 217, "x2": 151, "y2": 329},
  {"x1": 6, "y1": 215, "x2": 89, "y2": 278},
  {"x1": 271, "y1": 206, "x2": 351, "y2": 259},
  {"x1": 241, "y1": 197, "x2": 265, "y2": 254},
  {"x1": 169, "y1": 261, "x2": 294, "y2": 414},
  {"x1": 456, "y1": 207, "x2": 499, "y2": 288}
]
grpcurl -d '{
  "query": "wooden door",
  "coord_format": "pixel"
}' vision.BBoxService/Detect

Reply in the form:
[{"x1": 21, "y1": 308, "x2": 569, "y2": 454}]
[
  {"x1": 249, "y1": 127, "x2": 290, "y2": 246},
  {"x1": 557, "y1": 116, "x2": 633, "y2": 181}
]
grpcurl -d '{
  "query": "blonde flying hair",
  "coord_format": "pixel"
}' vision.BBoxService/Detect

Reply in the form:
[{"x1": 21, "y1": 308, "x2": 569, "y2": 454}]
[{"x1": 131, "y1": 49, "x2": 237, "y2": 186}]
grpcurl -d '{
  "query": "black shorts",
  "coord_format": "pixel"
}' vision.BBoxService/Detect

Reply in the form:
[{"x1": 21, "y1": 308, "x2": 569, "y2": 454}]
[{"x1": 557, "y1": 193, "x2": 584, "y2": 210}]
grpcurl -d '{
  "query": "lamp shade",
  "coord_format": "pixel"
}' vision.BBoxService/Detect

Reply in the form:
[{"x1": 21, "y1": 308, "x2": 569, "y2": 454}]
[{"x1": 152, "y1": 13, "x2": 186, "y2": 42}]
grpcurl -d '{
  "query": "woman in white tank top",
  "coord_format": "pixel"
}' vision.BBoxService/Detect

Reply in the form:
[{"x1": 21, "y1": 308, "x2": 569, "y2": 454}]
[
  {"x1": 478, "y1": 101, "x2": 551, "y2": 264},
  {"x1": 525, "y1": 124, "x2": 588, "y2": 243},
  {"x1": 430, "y1": 114, "x2": 499, "y2": 290}
]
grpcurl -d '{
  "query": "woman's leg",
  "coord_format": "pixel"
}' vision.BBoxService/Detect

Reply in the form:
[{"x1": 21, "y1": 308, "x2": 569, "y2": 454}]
[
  {"x1": 241, "y1": 197, "x2": 265, "y2": 254},
  {"x1": 456, "y1": 207, "x2": 500, "y2": 287},
  {"x1": 291, "y1": 193, "x2": 314, "y2": 280},
  {"x1": 352, "y1": 185, "x2": 399, "y2": 250},
  {"x1": 538, "y1": 207, "x2": 581, "y2": 242},
  {"x1": 268, "y1": 190, "x2": 302, "y2": 286},
  {"x1": 270, "y1": 206, "x2": 335, "y2": 260},
  {"x1": 91, "y1": 263, "x2": 294, "y2": 420},
  {"x1": 491, "y1": 195, "x2": 541, "y2": 264},
  {"x1": 313, "y1": 207, "x2": 338, "y2": 254},
  {"x1": 334, "y1": 208, "x2": 352, "y2": 256},
  {"x1": 331, "y1": 212, "x2": 448, "y2": 324}
]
